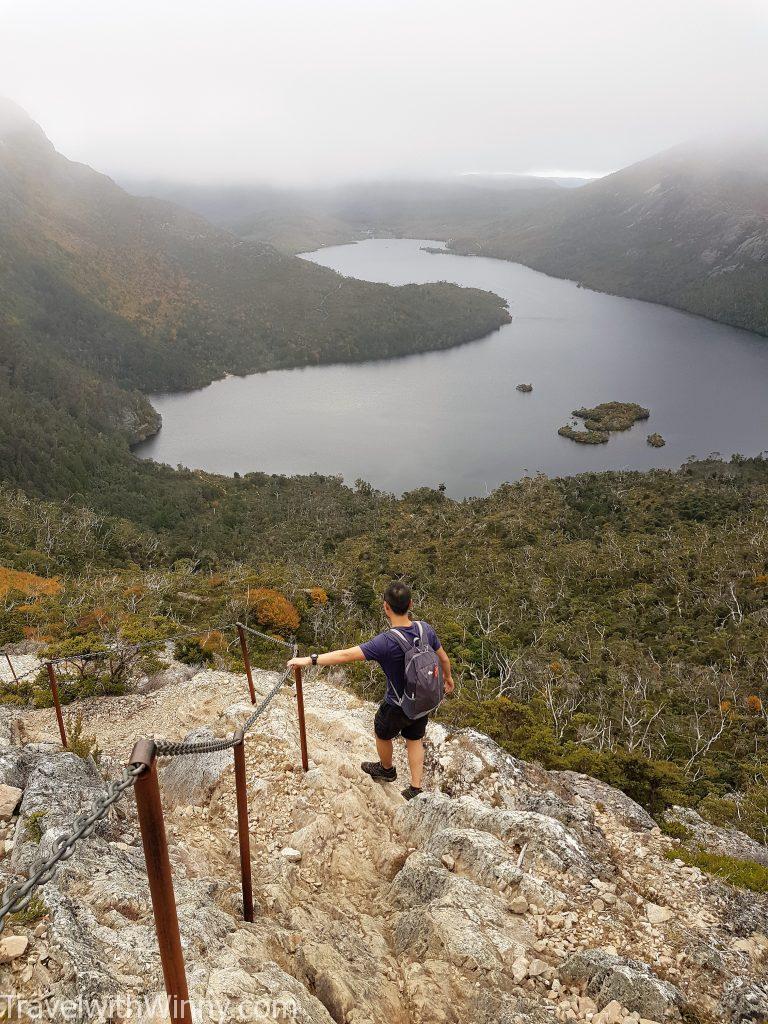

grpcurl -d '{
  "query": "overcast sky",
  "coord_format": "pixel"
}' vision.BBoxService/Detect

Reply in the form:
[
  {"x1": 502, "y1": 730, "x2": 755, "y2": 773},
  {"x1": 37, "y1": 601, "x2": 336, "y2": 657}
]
[{"x1": 1, "y1": 0, "x2": 766, "y2": 184}]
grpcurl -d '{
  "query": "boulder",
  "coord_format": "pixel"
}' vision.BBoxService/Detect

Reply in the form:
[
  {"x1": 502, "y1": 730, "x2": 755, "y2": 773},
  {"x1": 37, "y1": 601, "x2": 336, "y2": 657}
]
[
  {"x1": 720, "y1": 977, "x2": 768, "y2": 1023},
  {"x1": 552, "y1": 770, "x2": 656, "y2": 832},
  {"x1": 560, "y1": 949, "x2": 684, "y2": 1021},
  {"x1": 396, "y1": 791, "x2": 595, "y2": 875},
  {"x1": 665, "y1": 806, "x2": 768, "y2": 868},
  {"x1": 0, "y1": 934, "x2": 28, "y2": 963},
  {"x1": 0, "y1": 783, "x2": 22, "y2": 820},
  {"x1": 158, "y1": 728, "x2": 232, "y2": 807}
]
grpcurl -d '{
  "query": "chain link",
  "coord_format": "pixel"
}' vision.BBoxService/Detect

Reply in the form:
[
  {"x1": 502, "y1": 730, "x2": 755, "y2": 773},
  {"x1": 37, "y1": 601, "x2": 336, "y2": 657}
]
[
  {"x1": 156, "y1": 645, "x2": 298, "y2": 757},
  {"x1": 235, "y1": 622, "x2": 296, "y2": 651},
  {"x1": 0, "y1": 629, "x2": 301, "y2": 928},
  {"x1": 0, "y1": 762, "x2": 146, "y2": 930}
]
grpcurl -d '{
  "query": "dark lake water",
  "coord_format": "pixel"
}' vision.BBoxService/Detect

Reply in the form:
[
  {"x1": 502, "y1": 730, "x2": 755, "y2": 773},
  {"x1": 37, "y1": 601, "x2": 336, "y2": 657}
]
[{"x1": 135, "y1": 238, "x2": 768, "y2": 496}]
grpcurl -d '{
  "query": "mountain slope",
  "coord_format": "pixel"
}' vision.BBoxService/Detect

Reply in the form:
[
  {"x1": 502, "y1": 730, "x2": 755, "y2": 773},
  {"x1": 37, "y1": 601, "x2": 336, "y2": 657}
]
[
  {"x1": 447, "y1": 139, "x2": 768, "y2": 336},
  {"x1": 0, "y1": 98, "x2": 509, "y2": 396},
  {"x1": 0, "y1": 99, "x2": 509, "y2": 497},
  {"x1": 3, "y1": 666, "x2": 766, "y2": 1020},
  {"x1": 126, "y1": 178, "x2": 560, "y2": 255},
  {"x1": 144, "y1": 139, "x2": 768, "y2": 337}
]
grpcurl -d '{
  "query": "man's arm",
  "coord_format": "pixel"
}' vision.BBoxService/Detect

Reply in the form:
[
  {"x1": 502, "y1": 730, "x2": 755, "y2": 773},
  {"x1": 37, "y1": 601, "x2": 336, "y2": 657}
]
[
  {"x1": 437, "y1": 646, "x2": 455, "y2": 693},
  {"x1": 287, "y1": 646, "x2": 366, "y2": 669}
]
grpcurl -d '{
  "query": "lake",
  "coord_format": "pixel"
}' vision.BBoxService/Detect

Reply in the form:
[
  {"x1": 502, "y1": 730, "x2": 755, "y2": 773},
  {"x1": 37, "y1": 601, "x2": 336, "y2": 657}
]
[{"x1": 135, "y1": 238, "x2": 768, "y2": 497}]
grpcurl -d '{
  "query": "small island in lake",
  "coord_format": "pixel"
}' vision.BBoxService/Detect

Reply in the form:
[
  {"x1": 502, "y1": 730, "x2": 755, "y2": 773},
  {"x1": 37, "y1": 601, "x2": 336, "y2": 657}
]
[
  {"x1": 647, "y1": 432, "x2": 666, "y2": 447},
  {"x1": 558, "y1": 401, "x2": 650, "y2": 445},
  {"x1": 516, "y1": 383, "x2": 533, "y2": 393},
  {"x1": 558, "y1": 424, "x2": 608, "y2": 444}
]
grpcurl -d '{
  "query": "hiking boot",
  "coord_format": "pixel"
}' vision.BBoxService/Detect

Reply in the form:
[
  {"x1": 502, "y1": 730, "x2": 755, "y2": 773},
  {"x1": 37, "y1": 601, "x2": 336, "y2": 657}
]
[
  {"x1": 361, "y1": 761, "x2": 397, "y2": 782},
  {"x1": 401, "y1": 785, "x2": 423, "y2": 801}
]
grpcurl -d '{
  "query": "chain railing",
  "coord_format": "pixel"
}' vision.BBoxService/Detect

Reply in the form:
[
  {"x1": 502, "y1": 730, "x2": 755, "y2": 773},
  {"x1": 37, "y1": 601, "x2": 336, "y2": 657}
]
[
  {"x1": 0, "y1": 620, "x2": 282, "y2": 748},
  {"x1": 0, "y1": 621, "x2": 309, "y2": 1024},
  {"x1": 0, "y1": 762, "x2": 146, "y2": 921}
]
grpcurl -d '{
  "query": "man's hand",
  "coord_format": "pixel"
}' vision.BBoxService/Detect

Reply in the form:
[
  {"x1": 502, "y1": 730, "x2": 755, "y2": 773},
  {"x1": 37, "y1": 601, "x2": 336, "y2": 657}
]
[
  {"x1": 444, "y1": 676, "x2": 455, "y2": 695},
  {"x1": 287, "y1": 656, "x2": 311, "y2": 668}
]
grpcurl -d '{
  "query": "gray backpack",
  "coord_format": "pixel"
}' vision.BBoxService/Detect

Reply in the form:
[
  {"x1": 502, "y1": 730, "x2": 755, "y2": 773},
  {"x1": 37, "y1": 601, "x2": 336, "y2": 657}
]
[{"x1": 389, "y1": 621, "x2": 444, "y2": 719}]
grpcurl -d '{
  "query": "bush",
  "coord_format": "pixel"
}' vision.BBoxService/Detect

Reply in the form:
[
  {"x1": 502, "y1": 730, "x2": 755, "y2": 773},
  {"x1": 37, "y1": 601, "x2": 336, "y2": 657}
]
[
  {"x1": 174, "y1": 638, "x2": 214, "y2": 666},
  {"x1": 243, "y1": 587, "x2": 300, "y2": 636},
  {"x1": 666, "y1": 847, "x2": 768, "y2": 893},
  {"x1": 66, "y1": 712, "x2": 102, "y2": 763}
]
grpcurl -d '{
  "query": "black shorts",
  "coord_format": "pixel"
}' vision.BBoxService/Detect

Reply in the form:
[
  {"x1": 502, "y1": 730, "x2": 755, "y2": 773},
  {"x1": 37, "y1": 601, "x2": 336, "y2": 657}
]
[{"x1": 374, "y1": 701, "x2": 428, "y2": 741}]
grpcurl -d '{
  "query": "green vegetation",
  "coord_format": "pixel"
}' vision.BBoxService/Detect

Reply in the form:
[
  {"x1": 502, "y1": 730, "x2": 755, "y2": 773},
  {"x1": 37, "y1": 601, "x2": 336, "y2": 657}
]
[
  {"x1": 23, "y1": 810, "x2": 47, "y2": 844},
  {"x1": 648, "y1": 433, "x2": 666, "y2": 448},
  {"x1": 558, "y1": 425, "x2": 608, "y2": 444},
  {"x1": 573, "y1": 402, "x2": 650, "y2": 432},
  {"x1": 665, "y1": 847, "x2": 768, "y2": 893},
  {"x1": 559, "y1": 403, "x2": 650, "y2": 446},
  {"x1": 516, "y1": 383, "x2": 533, "y2": 393},
  {"x1": 65, "y1": 713, "x2": 102, "y2": 763},
  {"x1": 3, "y1": 454, "x2": 768, "y2": 841},
  {"x1": 8, "y1": 895, "x2": 47, "y2": 926},
  {"x1": 659, "y1": 818, "x2": 693, "y2": 841}
]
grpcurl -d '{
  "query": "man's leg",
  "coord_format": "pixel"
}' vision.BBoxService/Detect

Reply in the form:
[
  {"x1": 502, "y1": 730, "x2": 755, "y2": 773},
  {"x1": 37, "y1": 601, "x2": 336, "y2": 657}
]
[
  {"x1": 376, "y1": 736, "x2": 394, "y2": 770},
  {"x1": 406, "y1": 738, "x2": 424, "y2": 789}
]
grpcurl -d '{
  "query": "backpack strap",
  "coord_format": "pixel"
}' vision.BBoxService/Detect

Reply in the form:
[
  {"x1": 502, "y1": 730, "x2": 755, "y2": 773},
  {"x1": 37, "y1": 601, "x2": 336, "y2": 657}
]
[{"x1": 389, "y1": 628, "x2": 412, "y2": 653}]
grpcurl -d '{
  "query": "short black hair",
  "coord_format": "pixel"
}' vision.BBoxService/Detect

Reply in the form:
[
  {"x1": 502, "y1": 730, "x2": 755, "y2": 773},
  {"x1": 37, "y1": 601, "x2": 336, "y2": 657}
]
[{"x1": 383, "y1": 581, "x2": 412, "y2": 615}]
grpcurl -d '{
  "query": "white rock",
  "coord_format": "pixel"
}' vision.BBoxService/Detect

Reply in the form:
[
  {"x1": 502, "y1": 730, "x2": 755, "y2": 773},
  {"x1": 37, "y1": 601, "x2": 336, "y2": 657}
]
[
  {"x1": 645, "y1": 903, "x2": 673, "y2": 925},
  {"x1": 509, "y1": 896, "x2": 529, "y2": 914},
  {"x1": 0, "y1": 935, "x2": 28, "y2": 963},
  {"x1": 280, "y1": 846, "x2": 303, "y2": 863},
  {"x1": 594, "y1": 1000, "x2": 625, "y2": 1024},
  {"x1": 0, "y1": 785, "x2": 21, "y2": 821},
  {"x1": 527, "y1": 958, "x2": 548, "y2": 977},
  {"x1": 441, "y1": 854, "x2": 456, "y2": 871}
]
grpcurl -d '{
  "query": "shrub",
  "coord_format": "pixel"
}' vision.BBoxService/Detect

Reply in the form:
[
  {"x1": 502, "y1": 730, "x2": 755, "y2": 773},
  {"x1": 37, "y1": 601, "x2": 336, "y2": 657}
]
[
  {"x1": 659, "y1": 818, "x2": 693, "y2": 841},
  {"x1": 665, "y1": 847, "x2": 768, "y2": 893},
  {"x1": 174, "y1": 637, "x2": 214, "y2": 665},
  {"x1": 66, "y1": 713, "x2": 102, "y2": 763},
  {"x1": 243, "y1": 588, "x2": 300, "y2": 636},
  {"x1": 24, "y1": 810, "x2": 47, "y2": 843}
]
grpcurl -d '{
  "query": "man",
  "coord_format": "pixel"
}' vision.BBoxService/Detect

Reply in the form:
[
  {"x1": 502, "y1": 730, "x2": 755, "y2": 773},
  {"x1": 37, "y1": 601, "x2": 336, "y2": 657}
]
[{"x1": 287, "y1": 581, "x2": 454, "y2": 800}]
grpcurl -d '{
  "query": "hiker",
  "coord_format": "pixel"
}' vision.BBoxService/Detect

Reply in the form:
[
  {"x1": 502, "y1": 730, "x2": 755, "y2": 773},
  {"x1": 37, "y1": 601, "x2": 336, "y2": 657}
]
[{"x1": 287, "y1": 581, "x2": 454, "y2": 800}]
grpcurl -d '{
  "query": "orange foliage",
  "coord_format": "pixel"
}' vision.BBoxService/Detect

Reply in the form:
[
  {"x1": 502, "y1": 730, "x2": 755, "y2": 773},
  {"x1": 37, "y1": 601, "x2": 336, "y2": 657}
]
[
  {"x1": 308, "y1": 587, "x2": 328, "y2": 605},
  {"x1": 76, "y1": 608, "x2": 110, "y2": 631},
  {"x1": 0, "y1": 567, "x2": 62, "y2": 599},
  {"x1": 746, "y1": 695, "x2": 763, "y2": 714},
  {"x1": 244, "y1": 588, "x2": 300, "y2": 635},
  {"x1": 720, "y1": 700, "x2": 732, "y2": 713},
  {"x1": 200, "y1": 630, "x2": 227, "y2": 652},
  {"x1": 206, "y1": 574, "x2": 227, "y2": 589},
  {"x1": 550, "y1": 660, "x2": 563, "y2": 675},
  {"x1": 754, "y1": 574, "x2": 768, "y2": 585}
]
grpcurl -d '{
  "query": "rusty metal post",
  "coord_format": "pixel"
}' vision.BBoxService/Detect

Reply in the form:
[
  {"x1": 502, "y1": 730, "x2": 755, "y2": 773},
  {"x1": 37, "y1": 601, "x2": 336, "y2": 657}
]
[
  {"x1": 232, "y1": 729, "x2": 254, "y2": 922},
  {"x1": 293, "y1": 666, "x2": 309, "y2": 772},
  {"x1": 237, "y1": 625, "x2": 257, "y2": 704},
  {"x1": 130, "y1": 739, "x2": 192, "y2": 1024},
  {"x1": 4, "y1": 653, "x2": 18, "y2": 684},
  {"x1": 45, "y1": 663, "x2": 68, "y2": 749}
]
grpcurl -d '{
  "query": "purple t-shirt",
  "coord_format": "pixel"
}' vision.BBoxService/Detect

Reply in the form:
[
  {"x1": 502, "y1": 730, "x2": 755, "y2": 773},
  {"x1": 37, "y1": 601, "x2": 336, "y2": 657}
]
[{"x1": 361, "y1": 621, "x2": 441, "y2": 706}]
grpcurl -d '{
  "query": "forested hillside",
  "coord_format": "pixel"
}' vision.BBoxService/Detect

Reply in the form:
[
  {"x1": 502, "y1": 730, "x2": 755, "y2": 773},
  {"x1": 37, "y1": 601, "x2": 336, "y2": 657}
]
[
  {"x1": 149, "y1": 139, "x2": 768, "y2": 338},
  {"x1": 2, "y1": 454, "x2": 768, "y2": 843},
  {"x1": 448, "y1": 139, "x2": 768, "y2": 337}
]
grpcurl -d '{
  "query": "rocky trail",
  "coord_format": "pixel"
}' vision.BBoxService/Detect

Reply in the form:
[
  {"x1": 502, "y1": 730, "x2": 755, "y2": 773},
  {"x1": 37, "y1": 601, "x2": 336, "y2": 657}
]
[{"x1": 0, "y1": 663, "x2": 766, "y2": 1023}]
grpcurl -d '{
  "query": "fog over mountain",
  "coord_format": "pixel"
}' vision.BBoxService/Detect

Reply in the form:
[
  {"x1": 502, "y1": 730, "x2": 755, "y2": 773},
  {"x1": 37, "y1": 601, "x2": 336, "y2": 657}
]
[{"x1": 2, "y1": 0, "x2": 767, "y2": 184}]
